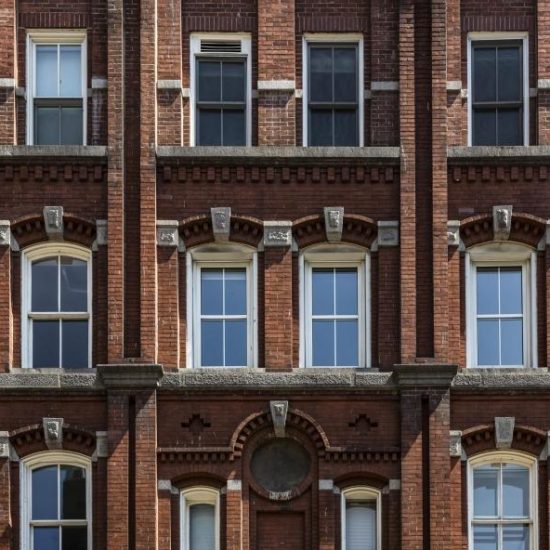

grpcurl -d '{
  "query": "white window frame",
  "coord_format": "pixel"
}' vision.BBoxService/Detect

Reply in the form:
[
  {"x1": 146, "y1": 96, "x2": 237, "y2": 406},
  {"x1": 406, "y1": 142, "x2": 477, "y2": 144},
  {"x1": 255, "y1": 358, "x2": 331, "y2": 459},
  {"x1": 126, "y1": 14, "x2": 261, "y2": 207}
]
[
  {"x1": 468, "y1": 450, "x2": 538, "y2": 550},
  {"x1": 299, "y1": 244, "x2": 370, "y2": 368},
  {"x1": 180, "y1": 486, "x2": 220, "y2": 550},
  {"x1": 189, "y1": 33, "x2": 252, "y2": 147},
  {"x1": 21, "y1": 242, "x2": 93, "y2": 369},
  {"x1": 465, "y1": 242, "x2": 536, "y2": 368},
  {"x1": 26, "y1": 30, "x2": 88, "y2": 146},
  {"x1": 341, "y1": 486, "x2": 382, "y2": 550},
  {"x1": 186, "y1": 244, "x2": 258, "y2": 368},
  {"x1": 467, "y1": 32, "x2": 529, "y2": 147},
  {"x1": 20, "y1": 450, "x2": 93, "y2": 550},
  {"x1": 302, "y1": 33, "x2": 365, "y2": 147}
]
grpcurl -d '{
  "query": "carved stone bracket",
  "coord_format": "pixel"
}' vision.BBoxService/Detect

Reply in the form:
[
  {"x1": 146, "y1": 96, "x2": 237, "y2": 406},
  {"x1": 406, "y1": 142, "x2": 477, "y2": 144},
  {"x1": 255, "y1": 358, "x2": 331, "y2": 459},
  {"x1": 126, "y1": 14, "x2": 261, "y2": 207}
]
[
  {"x1": 324, "y1": 206, "x2": 344, "y2": 242},
  {"x1": 450, "y1": 430, "x2": 463, "y2": 457},
  {"x1": 447, "y1": 220, "x2": 460, "y2": 247},
  {"x1": 211, "y1": 207, "x2": 231, "y2": 242},
  {"x1": 43, "y1": 206, "x2": 64, "y2": 239},
  {"x1": 43, "y1": 417, "x2": 64, "y2": 450},
  {"x1": 270, "y1": 400, "x2": 289, "y2": 438},
  {"x1": 495, "y1": 417, "x2": 515, "y2": 449},
  {"x1": 0, "y1": 431, "x2": 9, "y2": 458},
  {"x1": 264, "y1": 221, "x2": 292, "y2": 247},
  {"x1": 377, "y1": 220, "x2": 399, "y2": 247},
  {"x1": 156, "y1": 220, "x2": 179, "y2": 247},
  {"x1": 95, "y1": 220, "x2": 107, "y2": 246},
  {"x1": 0, "y1": 220, "x2": 10, "y2": 247},
  {"x1": 95, "y1": 431, "x2": 108, "y2": 458},
  {"x1": 493, "y1": 205, "x2": 513, "y2": 241}
]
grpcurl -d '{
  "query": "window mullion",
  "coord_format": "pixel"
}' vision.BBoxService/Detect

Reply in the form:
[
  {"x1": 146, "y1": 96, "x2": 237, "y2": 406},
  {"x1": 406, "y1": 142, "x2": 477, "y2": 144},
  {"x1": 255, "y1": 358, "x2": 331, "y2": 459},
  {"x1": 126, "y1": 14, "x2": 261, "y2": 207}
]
[{"x1": 222, "y1": 268, "x2": 226, "y2": 367}]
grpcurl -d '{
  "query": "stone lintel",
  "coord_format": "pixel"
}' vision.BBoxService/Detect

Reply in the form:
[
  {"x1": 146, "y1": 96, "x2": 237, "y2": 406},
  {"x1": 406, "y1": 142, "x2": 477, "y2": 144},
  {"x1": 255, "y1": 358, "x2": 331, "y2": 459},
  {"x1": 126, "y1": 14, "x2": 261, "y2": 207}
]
[
  {"x1": 0, "y1": 145, "x2": 108, "y2": 158},
  {"x1": 97, "y1": 364, "x2": 164, "y2": 389}
]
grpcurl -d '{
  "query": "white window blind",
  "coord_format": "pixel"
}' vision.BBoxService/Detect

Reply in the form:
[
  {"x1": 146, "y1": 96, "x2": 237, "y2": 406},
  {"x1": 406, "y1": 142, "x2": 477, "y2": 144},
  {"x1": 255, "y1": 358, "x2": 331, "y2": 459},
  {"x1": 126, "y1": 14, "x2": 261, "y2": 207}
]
[
  {"x1": 346, "y1": 501, "x2": 376, "y2": 550},
  {"x1": 189, "y1": 504, "x2": 216, "y2": 550}
]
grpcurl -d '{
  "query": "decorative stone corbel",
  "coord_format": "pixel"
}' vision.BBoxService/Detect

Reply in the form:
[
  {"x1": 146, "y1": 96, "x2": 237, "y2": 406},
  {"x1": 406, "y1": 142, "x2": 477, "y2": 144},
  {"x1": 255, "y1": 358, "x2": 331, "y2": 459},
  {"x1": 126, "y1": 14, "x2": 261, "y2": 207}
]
[
  {"x1": 264, "y1": 221, "x2": 292, "y2": 247},
  {"x1": 493, "y1": 205, "x2": 513, "y2": 241},
  {"x1": 43, "y1": 417, "x2": 64, "y2": 450},
  {"x1": 447, "y1": 220, "x2": 460, "y2": 247},
  {"x1": 495, "y1": 417, "x2": 515, "y2": 449},
  {"x1": 377, "y1": 220, "x2": 399, "y2": 247},
  {"x1": 227, "y1": 479, "x2": 242, "y2": 491},
  {"x1": 156, "y1": 220, "x2": 179, "y2": 247},
  {"x1": 96, "y1": 220, "x2": 107, "y2": 246},
  {"x1": 95, "y1": 431, "x2": 108, "y2": 458},
  {"x1": 324, "y1": 206, "x2": 344, "y2": 242},
  {"x1": 43, "y1": 206, "x2": 64, "y2": 239},
  {"x1": 449, "y1": 430, "x2": 463, "y2": 457},
  {"x1": 157, "y1": 479, "x2": 173, "y2": 492},
  {"x1": 319, "y1": 479, "x2": 334, "y2": 491},
  {"x1": 270, "y1": 400, "x2": 289, "y2": 437},
  {"x1": 0, "y1": 431, "x2": 10, "y2": 458},
  {"x1": 389, "y1": 479, "x2": 401, "y2": 491},
  {"x1": 0, "y1": 220, "x2": 10, "y2": 247},
  {"x1": 211, "y1": 207, "x2": 231, "y2": 242}
]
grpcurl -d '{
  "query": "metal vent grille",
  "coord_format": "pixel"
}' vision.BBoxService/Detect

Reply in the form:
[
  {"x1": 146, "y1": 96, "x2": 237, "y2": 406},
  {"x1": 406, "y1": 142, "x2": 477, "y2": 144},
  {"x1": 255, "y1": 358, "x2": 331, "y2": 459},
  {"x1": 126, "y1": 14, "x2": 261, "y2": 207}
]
[{"x1": 200, "y1": 40, "x2": 242, "y2": 53}]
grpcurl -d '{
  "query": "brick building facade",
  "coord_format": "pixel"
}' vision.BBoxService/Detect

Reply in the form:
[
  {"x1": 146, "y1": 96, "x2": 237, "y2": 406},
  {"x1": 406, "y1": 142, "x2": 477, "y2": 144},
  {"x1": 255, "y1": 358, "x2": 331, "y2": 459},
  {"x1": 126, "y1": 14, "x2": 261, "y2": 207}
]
[{"x1": 1, "y1": 0, "x2": 550, "y2": 548}]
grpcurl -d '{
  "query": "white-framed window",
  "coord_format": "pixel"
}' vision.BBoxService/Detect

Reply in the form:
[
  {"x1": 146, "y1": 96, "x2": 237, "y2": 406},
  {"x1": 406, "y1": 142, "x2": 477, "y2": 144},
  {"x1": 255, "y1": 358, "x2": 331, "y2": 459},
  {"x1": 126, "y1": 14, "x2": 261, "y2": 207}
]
[
  {"x1": 22, "y1": 243, "x2": 92, "y2": 369},
  {"x1": 26, "y1": 31, "x2": 87, "y2": 145},
  {"x1": 341, "y1": 487, "x2": 381, "y2": 550},
  {"x1": 467, "y1": 32, "x2": 529, "y2": 146},
  {"x1": 465, "y1": 243, "x2": 536, "y2": 368},
  {"x1": 468, "y1": 451, "x2": 537, "y2": 550},
  {"x1": 189, "y1": 33, "x2": 252, "y2": 146},
  {"x1": 302, "y1": 33, "x2": 364, "y2": 147},
  {"x1": 20, "y1": 451, "x2": 92, "y2": 550},
  {"x1": 300, "y1": 244, "x2": 370, "y2": 368},
  {"x1": 180, "y1": 487, "x2": 220, "y2": 550},
  {"x1": 187, "y1": 243, "x2": 257, "y2": 368}
]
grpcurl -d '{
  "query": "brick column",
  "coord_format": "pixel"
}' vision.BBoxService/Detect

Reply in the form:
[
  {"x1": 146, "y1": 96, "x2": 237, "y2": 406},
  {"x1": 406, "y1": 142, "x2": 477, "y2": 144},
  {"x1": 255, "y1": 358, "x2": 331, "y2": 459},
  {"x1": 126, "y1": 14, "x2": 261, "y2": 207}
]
[
  {"x1": 399, "y1": 0, "x2": 417, "y2": 362},
  {"x1": 107, "y1": 0, "x2": 126, "y2": 362},
  {"x1": 0, "y1": 228, "x2": 11, "y2": 372},
  {"x1": 263, "y1": 222, "x2": 293, "y2": 370},
  {"x1": 225, "y1": 481, "x2": 243, "y2": 550},
  {"x1": 257, "y1": 0, "x2": 296, "y2": 145},
  {"x1": 318, "y1": 482, "x2": 337, "y2": 549},
  {"x1": 0, "y1": 0, "x2": 16, "y2": 144},
  {"x1": 538, "y1": 0, "x2": 550, "y2": 144},
  {"x1": 446, "y1": 0, "x2": 462, "y2": 146},
  {"x1": 0, "y1": 433, "x2": 11, "y2": 550},
  {"x1": 387, "y1": 483, "x2": 401, "y2": 548},
  {"x1": 157, "y1": 482, "x2": 172, "y2": 550}
]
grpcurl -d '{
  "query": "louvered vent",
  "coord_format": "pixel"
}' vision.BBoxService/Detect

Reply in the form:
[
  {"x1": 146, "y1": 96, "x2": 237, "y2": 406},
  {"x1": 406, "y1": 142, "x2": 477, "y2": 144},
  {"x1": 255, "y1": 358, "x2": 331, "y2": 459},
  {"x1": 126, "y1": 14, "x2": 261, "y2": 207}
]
[{"x1": 200, "y1": 40, "x2": 242, "y2": 53}]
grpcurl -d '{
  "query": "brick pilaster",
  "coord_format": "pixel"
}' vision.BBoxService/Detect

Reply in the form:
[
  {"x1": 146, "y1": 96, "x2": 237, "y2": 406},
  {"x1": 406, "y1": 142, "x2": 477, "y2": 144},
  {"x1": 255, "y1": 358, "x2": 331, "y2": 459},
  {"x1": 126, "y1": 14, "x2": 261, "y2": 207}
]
[
  {"x1": 446, "y1": 0, "x2": 462, "y2": 146},
  {"x1": 538, "y1": 0, "x2": 550, "y2": 144},
  {"x1": 377, "y1": 247, "x2": 400, "y2": 368},
  {"x1": 318, "y1": 486, "x2": 337, "y2": 550},
  {"x1": 158, "y1": 247, "x2": 180, "y2": 370},
  {"x1": 158, "y1": 485, "x2": 171, "y2": 550},
  {"x1": 0, "y1": 451, "x2": 10, "y2": 550},
  {"x1": 225, "y1": 484, "x2": 243, "y2": 550},
  {"x1": 0, "y1": 245, "x2": 11, "y2": 372},
  {"x1": 0, "y1": 0, "x2": 16, "y2": 144},
  {"x1": 387, "y1": 486, "x2": 401, "y2": 548}
]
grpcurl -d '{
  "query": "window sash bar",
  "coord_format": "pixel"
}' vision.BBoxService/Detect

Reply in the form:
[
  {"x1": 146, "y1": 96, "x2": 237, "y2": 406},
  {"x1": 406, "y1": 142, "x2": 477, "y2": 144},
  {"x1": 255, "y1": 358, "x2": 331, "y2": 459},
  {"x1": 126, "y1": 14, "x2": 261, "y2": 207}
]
[{"x1": 29, "y1": 312, "x2": 90, "y2": 320}]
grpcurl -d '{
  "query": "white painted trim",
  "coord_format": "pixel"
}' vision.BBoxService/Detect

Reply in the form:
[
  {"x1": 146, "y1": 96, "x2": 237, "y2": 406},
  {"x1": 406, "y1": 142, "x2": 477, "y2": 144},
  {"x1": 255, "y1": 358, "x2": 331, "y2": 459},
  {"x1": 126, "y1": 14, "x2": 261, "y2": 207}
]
[
  {"x1": 20, "y1": 451, "x2": 93, "y2": 550},
  {"x1": 21, "y1": 243, "x2": 92, "y2": 369},
  {"x1": 467, "y1": 32, "x2": 529, "y2": 146},
  {"x1": 189, "y1": 33, "x2": 252, "y2": 147},
  {"x1": 302, "y1": 33, "x2": 364, "y2": 147},
  {"x1": 180, "y1": 487, "x2": 220, "y2": 550},
  {"x1": 341, "y1": 486, "x2": 382, "y2": 550},
  {"x1": 26, "y1": 30, "x2": 88, "y2": 146},
  {"x1": 467, "y1": 451, "x2": 538, "y2": 550}
]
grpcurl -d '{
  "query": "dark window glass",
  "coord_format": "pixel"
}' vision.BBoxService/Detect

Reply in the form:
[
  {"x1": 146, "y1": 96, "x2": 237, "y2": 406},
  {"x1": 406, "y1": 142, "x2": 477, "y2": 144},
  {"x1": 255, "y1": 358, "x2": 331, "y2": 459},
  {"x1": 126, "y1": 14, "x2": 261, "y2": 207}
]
[
  {"x1": 222, "y1": 110, "x2": 246, "y2": 146},
  {"x1": 197, "y1": 61, "x2": 221, "y2": 102},
  {"x1": 308, "y1": 44, "x2": 359, "y2": 146},
  {"x1": 32, "y1": 258, "x2": 58, "y2": 312},
  {"x1": 198, "y1": 109, "x2": 222, "y2": 146},
  {"x1": 222, "y1": 62, "x2": 245, "y2": 102},
  {"x1": 35, "y1": 108, "x2": 60, "y2": 145},
  {"x1": 62, "y1": 321, "x2": 89, "y2": 369},
  {"x1": 33, "y1": 527, "x2": 59, "y2": 550},
  {"x1": 62, "y1": 527, "x2": 87, "y2": 550},
  {"x1": 32, "y1": 466, "x2": 58, "y2": 520},
  {"x1": 60, "y1": 107, "x2": 83, "y2": 145},
  {"x1": 60, "y1": 257, "x2": 87, "y2": 312},
  {"x1": 33, "y1": 321, "x2": 60, "y2": 368},
  {"x1": 61, "y1": 466, "x2": 86, "y2": 519},
  {"x1": 472, "y1": 41, "x2": 523, "y2": 146},
  {"x1": 189, "y1": 504, "x2": 215, "y2": 550}
]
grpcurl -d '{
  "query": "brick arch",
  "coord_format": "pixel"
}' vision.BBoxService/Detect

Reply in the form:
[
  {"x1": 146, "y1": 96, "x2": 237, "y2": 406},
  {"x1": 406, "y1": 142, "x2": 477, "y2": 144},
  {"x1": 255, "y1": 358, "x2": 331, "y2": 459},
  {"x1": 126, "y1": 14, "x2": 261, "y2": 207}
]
[
  {"x1": 10, "y1": 423, "x2": 97, "y2": 458},
  {"x1": 11, "y1": 213, "x2": 97, "y2": 249},
  {"x1": 461, "y1": 423, "x2": 546, "y2": 458},
  {"x1": 460, "y1": 212, "x2": 546, "y2": 248},
  {"x1": 230, "y1": 407, "x2": 330, "y2": 459},
  {"x1": 292, "y1": 213, "x2": 377, "y2": 249},
  {"x1": 179, "y1": 214, "x2": 263, "y2": 249}
]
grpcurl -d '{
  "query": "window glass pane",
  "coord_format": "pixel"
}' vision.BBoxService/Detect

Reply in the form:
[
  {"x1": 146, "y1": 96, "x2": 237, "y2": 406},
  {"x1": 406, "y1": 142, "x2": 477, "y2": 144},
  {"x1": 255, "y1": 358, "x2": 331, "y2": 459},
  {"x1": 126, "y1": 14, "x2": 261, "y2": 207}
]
[
  {"x1": 224, "y1": 269, "x2": 246, "y2": 315},
  {"x1": 498, "y1": 47, "x2": 521, "y2": 102},
  {"x1": 62, "y1": 320, "x2": 89, "y2": 368},
  {"x1": 32, "y1": 258, "x2": 59, "y2": 312},
  {"x1": 310, "y1": 109, "x2": 333, "y2": 146},
  {"x1": 334, "y1": 110, "x2": 358, "y2": 146},
  {"x1": 345, "y1": 501, "x2": 376, "y2": 550},
  {"x1": 198, "y1": 61, "x2": 221, "y2": 102},
  {"x1": 334, "y1": 47, "x2": 357, "y2": 102},
  {"x1": 497, "y1": 109, "x2": 522, "y2": 146},
  {"x1": 61, "y1": 466, "x2": 86, "y2": 519},
  {"x1": 335, "y1": 269, "x2": 358, "y2": 315},
  {"x1": 222, "y1": 61, "x2": 245, "y2": 102},
  {"x1": 60, "y1": 257, "x2": 88, "y2": 312},
  {"x1": 477, "y1": 319, "x2": 499, "y2": 366},
  {"x1": 62, "y1": 526, "x2": 87, "y2": 550},
  {"x1": 60, "y1": 107, "x2": 83, "y2": 145},
  {"x1": 336, "y1": 320, "x2": 358, "y2": 366},
  {"x1": 222, "y1": 109, "x2": 246, "y2": 146},
  {"x1": 32, "y1": 466, "x2": 58, "y2": 520},
  {"x1": 473, "y1": 525, "x2": 498, "y2": 550},
  {"x1": 476, "y1": 268, "x2": 498, "y2": 315},
  {"x1": 198, "y1": 109, "x2": 222, "y2": 146},
  {"x1": 312, "y1": 269, "x2": 334, "y2": 315},
  {"x1": 503, "y1": 525, "x2": 529, "y2": 550},
  {"x1": 201, "y1": 320, "x2": 223, "y2": 366},
  {"x1": 36, "y1": 45, "x2": 58, "y2": 97},
  {"x1": 225, "y1": 320, "x2": 247, "y2": 366},
  {"x1": 501, "y1": 319, "x2": 523, "y2": 366},
  {"x1": 33, "y1": 321, "x2": 60, "y2": 368},
  {"x1": 503, "y1": 466, "x2": 529, "y2": 518},
  {"x1": 60, "y1": 45, "x2": 82, "y2": 97},
  {"x1": 201, "y1": 269, "x2": 223, "y2": 315},
  {"x1": 309, "y1": 47, "x2": 332, "y2": 103},
  {"x1": 473, "y1": 467, "x2": 498, "y2": 517},
  {"x1": 36, "y1": 107, "x2": 60, "y2": 145},
  {"x1": 473, "y1": 109, "x2": 497, "y2": 146},
  {"x1": 473, "y1": 47, "x2": 497, "y2": 103},
  {"x1": 33, "y1": 527, "x2": 60, "y2": 550},
  {"x1": 500, "y1": 268, "x2": 522, "y2": 315},
  {"x1": 189, "y1": 503, "x2": 216, "y2": 550},
  {"x1": 312, "y1": 320, "x2": 335, "y2": 366}
]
